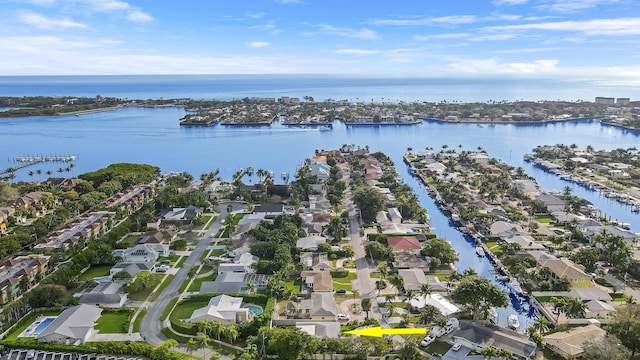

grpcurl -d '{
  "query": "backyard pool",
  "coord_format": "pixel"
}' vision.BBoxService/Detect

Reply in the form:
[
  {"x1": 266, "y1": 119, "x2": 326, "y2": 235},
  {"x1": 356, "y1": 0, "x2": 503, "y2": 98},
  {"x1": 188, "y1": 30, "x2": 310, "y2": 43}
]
[
  {"x1": 93, "y1": 276, "x2": 111, "y2": 283},
  {"x1": 112, "y1": 250, "x2": 124, "y2": 258},
  {"x1": 244, "y1": 305, "x2": 263, "y2": 315},
  {"x1": 20, "y1": 316, "x2": 57, "y2": 337}
]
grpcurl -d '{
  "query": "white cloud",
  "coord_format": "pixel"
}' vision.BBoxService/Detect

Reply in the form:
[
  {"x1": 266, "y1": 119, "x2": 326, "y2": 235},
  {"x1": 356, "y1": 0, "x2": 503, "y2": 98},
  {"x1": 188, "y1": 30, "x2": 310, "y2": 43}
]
[
  {"x1": 446, "y1": 58, "x2": 559, "y2": 74},
  {"x1": 370, "y1": 15, "x2": 480, "y2": 26},
  {"x1": 414, "y1": 33, "x2": 471, "y2": 41},
  {"x1": 492, "y1": 46, "x2": 568, "y2": 54},
  {"x1": 536, "y1": 0, "x2": 622, "y2": 13},
  {"x1": 247, "y1": 41, "x2": 270, "y2": 48},
  {"x1": 274, "y1": 0, "x2": 307, "y2": 4},
  {"x1": 90, "y1": 0, "x2": 131, "y2": 11},
  {"x1": 126, "y1": 10, "x2": 154, "y2": 23},
  {"x1": 23, "y1": 0, "x2": 58, "y2": 6},
  {"x1": 332, "y1": 49, "x2": 381, "y2": 55},
  {"x1": 246, "y1": 12, "x2": 266, "y2": 19},
  {"x1": 314, "y1": 24, "x2": 379, "y2": 39},
  {"x1": 18, "y1": 10, "x2": 87, "y2": 29},
  {"x1": 493, "y1": 0, "x2": 529, "y2": 5},
  {"x1": 483, "y1": 17, "x2": 640, "y2": 36}
]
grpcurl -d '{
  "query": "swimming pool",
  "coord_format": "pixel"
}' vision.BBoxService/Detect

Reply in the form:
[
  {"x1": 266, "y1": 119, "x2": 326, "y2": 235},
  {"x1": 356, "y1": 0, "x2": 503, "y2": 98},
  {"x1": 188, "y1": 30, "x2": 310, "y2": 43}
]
[
  {"x1": 20, "y1": 316, "x2": 57, "y2": 337},
  {"x1": 112, "y1": 250, "x2": 124, "y2": 258},
  {"x1": 93, "y1": 276, "x2": 111, "y2": 283},
  {"x1": 244, "y1": 305, "x2": 263, "y2": 315},
  {"x1": 34, "y1": 317, "x2": 55, "y2": 334}
]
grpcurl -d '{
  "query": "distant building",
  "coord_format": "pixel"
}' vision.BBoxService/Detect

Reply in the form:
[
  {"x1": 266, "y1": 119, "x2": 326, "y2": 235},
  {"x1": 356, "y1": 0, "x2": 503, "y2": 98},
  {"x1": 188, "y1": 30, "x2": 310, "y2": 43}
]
[
  {"x1": 616, "y1": 98, "x2": 630, "y2": 105},
  {"x1": 595, "y1": 97, "x2": 615, "y2": 105}
]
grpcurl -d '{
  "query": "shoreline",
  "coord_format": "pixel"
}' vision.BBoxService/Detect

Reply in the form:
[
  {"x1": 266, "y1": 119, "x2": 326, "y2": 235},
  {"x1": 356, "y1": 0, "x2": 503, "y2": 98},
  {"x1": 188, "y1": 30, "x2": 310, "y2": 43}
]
[
  {"x1": 427, "y1": 116, "x2": 596, "y2": 125},
  {"x1": 57, "y1": 105, "x2": 123, "y2": 116}
]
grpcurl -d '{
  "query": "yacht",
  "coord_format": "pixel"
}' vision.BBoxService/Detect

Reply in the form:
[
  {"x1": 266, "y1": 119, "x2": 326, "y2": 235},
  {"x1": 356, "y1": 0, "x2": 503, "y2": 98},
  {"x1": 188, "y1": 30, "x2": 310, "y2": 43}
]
[
  {"x1": 475, "y1": 246, "x2": 485, "y2": 257},
  {"x1": 508, "y1": 315, "x2": 520, "y2": 330}
]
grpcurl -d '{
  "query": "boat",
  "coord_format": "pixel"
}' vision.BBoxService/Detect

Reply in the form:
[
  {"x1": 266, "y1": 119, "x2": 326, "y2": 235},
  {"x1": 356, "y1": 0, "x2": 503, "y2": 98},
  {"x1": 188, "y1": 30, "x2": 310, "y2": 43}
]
[
  {"x1": 475, "y1": 246, "x2": 485, "y2": 257},
  {"x1": 488, "y1": 308, "x2": 498, "y2": 324},
  {"x1": 508, "y1": 315, "x2": 520, "y2": 330},
  {"x1": 319, "y1": 125, "x2": 331, "y2": 131}
]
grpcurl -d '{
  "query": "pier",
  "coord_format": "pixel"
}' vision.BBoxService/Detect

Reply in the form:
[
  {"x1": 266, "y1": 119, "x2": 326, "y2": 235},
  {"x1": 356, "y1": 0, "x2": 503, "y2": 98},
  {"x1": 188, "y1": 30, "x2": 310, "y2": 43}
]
[{"x1": 2, "y1": 155, "x2": 77, "y2": 174}]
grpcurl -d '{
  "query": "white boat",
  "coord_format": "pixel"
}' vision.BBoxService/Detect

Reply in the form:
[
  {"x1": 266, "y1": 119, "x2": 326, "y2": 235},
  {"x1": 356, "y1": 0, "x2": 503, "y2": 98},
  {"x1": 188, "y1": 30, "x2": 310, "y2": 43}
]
[
  {"x1": 508, "y1": 315, "x2": 520, "y2": 330},
  {"x1": 488, "y1": 308, "x2": 498, "y2": 324},
  {"x1": 475, "y1": 246, "x2": 485, "y2": 257}
]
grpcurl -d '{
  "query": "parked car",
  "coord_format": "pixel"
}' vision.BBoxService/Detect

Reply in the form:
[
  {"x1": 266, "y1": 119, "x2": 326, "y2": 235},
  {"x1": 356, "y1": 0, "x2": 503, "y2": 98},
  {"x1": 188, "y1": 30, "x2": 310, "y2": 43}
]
[
  {"x1": 336, "y1": 289, "x2": 347, "y2": 294},
  {"x1": 452, "y1": 343, "x2": 462, "y2": 351},
  {"x1": 336, "y1": 313, "x2": 350, "y2": 321},
  {"x1": 420, "y1": 335, "x2": 435, "y2": 347},
  {"x1": 26, "y1": 350, "x2": 35, "y2": 359}
]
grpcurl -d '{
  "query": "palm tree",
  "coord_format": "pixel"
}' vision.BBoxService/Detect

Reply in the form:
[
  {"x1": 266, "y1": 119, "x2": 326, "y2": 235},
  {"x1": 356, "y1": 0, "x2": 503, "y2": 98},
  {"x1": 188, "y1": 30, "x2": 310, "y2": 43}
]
[
  {"x1": 36, "y1": 169, "x2": 42, "y2": 181},
  {"x1": 28, "y1": 170, "x2": 34, "y2": 182},
  {"x1": 184, "y1": 338, "x2": 199, "y2": 358},
  {"x1": 361, "y1": 297, "x2": 371, "y2": 319},
  {"x1": 481, "y1": 347, "x2": 500, "y2": 359},
  {"x1": 224, "y1": 324, "x2": 239, "y2": 344},
  {"x1": 45, "y1": 170, "x2": 52, "y2": 178},
  {"x1": 389, "y1": 274, "x2": 404, "y2": 294},
  {"x1": 197, "y1": 319, "x2": 214, "y2": 337},
  {"x1": 550, "y1": 296, "x2": 567, "y2": 321},
  {"x1": 384, "y1": 301, "x2": 396, "y2": 319},
  {"x1": 564, "y1": 296, "x2": 586, "y2": 319},
  {"x1": 210, "y1": 320, "x2": 224, "y2": 340},
  {"x1": 195, "y1": 333, "x2": 209, "y2": 360},
  {"x1": 529, "y1": 316, "x2": 550, "y2": 335},
  {"x1": 419, "y1": 283, "x2": 432, "y2": 299},
  {"x1": 418, "y1": 305, "x2": 440, "y2": 326},
  {"x1": 57, "y1": 167, "x2": 65, "y2": 177}
]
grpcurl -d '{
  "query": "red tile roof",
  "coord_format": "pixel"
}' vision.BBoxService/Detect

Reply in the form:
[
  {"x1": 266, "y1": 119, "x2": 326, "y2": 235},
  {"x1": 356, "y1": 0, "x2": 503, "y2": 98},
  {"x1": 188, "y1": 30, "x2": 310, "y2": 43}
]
[{"x1": 387, "y1": 236, "x2": 421, "y2": 250}]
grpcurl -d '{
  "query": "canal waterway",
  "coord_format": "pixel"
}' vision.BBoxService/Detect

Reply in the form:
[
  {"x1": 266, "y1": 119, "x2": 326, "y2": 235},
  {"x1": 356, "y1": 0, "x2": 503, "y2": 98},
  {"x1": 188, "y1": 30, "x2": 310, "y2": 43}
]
[{"x1": 2, "y1": 107, "x2": 639, "y2": 329}]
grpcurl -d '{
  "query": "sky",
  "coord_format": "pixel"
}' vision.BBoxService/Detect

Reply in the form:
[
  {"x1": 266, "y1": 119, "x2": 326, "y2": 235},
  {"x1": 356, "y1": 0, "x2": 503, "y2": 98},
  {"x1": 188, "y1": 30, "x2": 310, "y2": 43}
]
[{"x1": 1, "y1": 0, "x2": 640, "y2": 77}]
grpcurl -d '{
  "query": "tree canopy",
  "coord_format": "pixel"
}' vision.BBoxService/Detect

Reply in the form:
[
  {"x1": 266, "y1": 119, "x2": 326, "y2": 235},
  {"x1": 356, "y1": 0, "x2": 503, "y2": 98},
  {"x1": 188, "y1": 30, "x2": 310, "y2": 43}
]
[
  {"x1": 450, "y1": 275, "x2": 508, "y2": 320},
  {"x1": 352, "y1": 186, "x2": 386, "y2": 223}
]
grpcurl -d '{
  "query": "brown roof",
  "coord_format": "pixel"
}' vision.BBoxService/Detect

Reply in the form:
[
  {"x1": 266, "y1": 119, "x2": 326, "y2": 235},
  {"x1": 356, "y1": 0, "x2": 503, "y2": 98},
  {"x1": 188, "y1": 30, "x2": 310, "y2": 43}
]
[
  {"x1": 538, "y1": 258, "x2": 590, "y2": 281},
  {"x1": 301, "y1": 270, "x2": 333, "y2": 291},
  {"x1": 544, "y1": 324, "x2": 606, "y2": 357},
  {"x1": 387, "y1": 236, "x2": 421, "y2": 250}
]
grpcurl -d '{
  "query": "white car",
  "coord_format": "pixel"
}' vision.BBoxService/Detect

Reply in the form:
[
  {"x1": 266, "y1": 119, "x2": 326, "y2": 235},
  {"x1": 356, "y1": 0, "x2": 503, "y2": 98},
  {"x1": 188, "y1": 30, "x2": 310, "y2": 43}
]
[
  {"x1": 420, "y1": 335, "x2": 435, "y2": 347},
  {"x1": 452, "y1": 343, "x2": 462, "y2": 351},
  {"x1": 336, "y1": 313, "x2": 350, "y2": 321}
]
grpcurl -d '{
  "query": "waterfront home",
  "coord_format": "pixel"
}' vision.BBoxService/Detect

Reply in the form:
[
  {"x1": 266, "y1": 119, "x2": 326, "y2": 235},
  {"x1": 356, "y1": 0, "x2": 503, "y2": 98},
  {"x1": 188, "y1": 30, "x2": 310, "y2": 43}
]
[
  {"x1": 109, "y1": 262, "x2": 155, "y2": 278},
  {"x1": 535, "y1": 193, "x2": 568, "y2": 213},
  {"x1": 543, "y1": 323, "x2": 606, "y2": 359},
  {"x1": 309, "y1": 163, "x2": 331, "y2": 179},
  {"x1": 392, "y1": 251, "x2": 430, "y2": 272},
  {"x1": 36, "y1": 304, "x2": 102, "y2": 345},
  {"x1": 79, "y1": 281, "x2": 127, "y2": 308},
  {"x1": 452, "y1": 321, "x2": 537, "y2": 360},
  {"x1": 487, "y1": 221, "x2": 525, "y2": 238},
  {"x1": 387, "y1": 236, "x2": 421, "y2": 253},
  {"x1": 300, "y1": 270, "x2": 333, "y2": 292},
  {"x1": 502, "y1": 235, "x2": 546, "y2": 251},
  {"x1": 511, "y1": 179, "x2": 540, "y2": 195},
  {"x1": 189, "y1": 295, "x2": 253, "y2": 324},
  {"x1": 409, "y1": 294, "x2": 459, "y2": 316}
]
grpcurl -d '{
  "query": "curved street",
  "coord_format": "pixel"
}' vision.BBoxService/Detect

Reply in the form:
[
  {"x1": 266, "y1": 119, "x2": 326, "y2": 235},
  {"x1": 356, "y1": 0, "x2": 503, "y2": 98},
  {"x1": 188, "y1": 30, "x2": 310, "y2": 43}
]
[{"x1": 139, "y1": 201, "x2": 245, "y2": 347}]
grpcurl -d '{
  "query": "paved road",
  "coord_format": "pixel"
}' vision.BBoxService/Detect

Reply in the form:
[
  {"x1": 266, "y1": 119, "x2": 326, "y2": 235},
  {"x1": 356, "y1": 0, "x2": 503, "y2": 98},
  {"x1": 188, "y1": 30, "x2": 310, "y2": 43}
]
[{"x1": 140, "y1": 201, "x2": 245, "y2": 346}]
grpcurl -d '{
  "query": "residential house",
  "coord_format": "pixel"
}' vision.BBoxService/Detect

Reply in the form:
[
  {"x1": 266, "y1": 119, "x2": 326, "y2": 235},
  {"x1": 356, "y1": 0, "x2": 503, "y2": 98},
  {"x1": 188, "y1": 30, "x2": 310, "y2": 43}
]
[
  {"x1": 502, "y1": 235, "x2": 546, "y2": 251},
  {"x1": 0, "y1": 207, "x2": 15, "y2": 234},
  {"x1": 295, "y1": 322, "x2": 341, "y2": 338},
  {"x1": 122, "y1": 244, "x2": 166, "y2": 263},
  {"x1": 300, "y1": 252, "x2": 330, "y2": 270},
  {"x1": 488, "y1": 221, "x2": 524, "y2": 238},
  {"x1": 398, "y1": 268, "x2": 428, "y2": 291},
  {"x1": 299, "y1": 292, "x2": 338, "y2": 320},
  {"x1": 452, "y1": 321, "x2": 537, "y2": 360},
  {"x1": 309, "y1": 163, "x2": 331, "y2": 179},
  {"x1": 392, "y1": 251, "x2": 430, "y2": 272},
  {"x1": 189, "y1": 295, "x2": 253, "y2": 324},
  {"x1": 109, "y1": 262, "x2": 155, "y2": 278},
  {"x1": 409, "y1": 294, "x2": 459, "y2": 316},
  {"x1": 36, "y1": 304, "x2": 102, "y2": 345},
  {"x1": 296, "y1": 235, "x2": 327, "y2": 250},
  {"x1": 79, "y1": 281, "x2": 127, "y2": 308},
  {"x1": 200, "y1": 272, "x2": 268, "y2": 294},
  {"x1": 300, "y1": 271, "x2": 333, "y2": 292},
  {"x1": 537, "y1": 257, "x2": 592, "y2": 288},
  {"x1": 387, "y1": 236, "x2": 421, "y2": 253},
  {"x1": 253, "y1": 203, "x2": 285, "y2": 218},
  {"x1": 8, "y1": 191, "x2": 53, "y2": 218},
  {"x1": 543, "y1": 323, "x2": 606, "y2": 359},
  {"x1": 35, "y1": 211, "x2": 116, "y2": 249},
  {"x1": 535, "y1": 193, "x2": 569, "y2": 213},
  {"x1": 103, "y1": 184, "x2": 154, "y2": 215}
]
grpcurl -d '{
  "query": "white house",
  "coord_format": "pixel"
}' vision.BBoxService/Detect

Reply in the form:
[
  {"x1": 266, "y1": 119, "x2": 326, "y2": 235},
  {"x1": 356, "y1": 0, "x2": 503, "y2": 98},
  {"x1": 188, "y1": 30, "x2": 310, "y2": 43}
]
[
  {"x1": 36, "y1": 304, "x2": 102, "y2": 345},
  {"x1": 189, "y1": 295, "x2": 253, "y2": 324},
  {"x1": 122, "y1": 244, "x2": 165, "y2": 263}
]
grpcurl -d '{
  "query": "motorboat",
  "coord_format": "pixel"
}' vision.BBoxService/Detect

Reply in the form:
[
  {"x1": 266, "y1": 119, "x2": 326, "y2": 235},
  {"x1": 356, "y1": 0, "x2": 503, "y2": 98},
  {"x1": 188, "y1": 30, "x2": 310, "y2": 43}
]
[
  {"x1": 476, "y1": 246, "x2": 485, "y2": 257},
  {"x1": 508, "y1": 314, "x2": 520, "y2": 330}
]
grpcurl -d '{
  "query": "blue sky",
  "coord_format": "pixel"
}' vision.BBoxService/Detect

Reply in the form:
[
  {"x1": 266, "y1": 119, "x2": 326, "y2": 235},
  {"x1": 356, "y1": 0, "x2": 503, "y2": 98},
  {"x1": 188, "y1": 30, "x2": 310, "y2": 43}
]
[{"x1": 1, "y1": 0, "x2": 640, "y2": 77}]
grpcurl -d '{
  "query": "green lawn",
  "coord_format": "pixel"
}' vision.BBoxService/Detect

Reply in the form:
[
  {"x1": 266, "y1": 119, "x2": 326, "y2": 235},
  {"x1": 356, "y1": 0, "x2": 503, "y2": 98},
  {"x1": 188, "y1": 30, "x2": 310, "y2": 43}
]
[
  {"x1": 176, "y1": 256, "x2": 187, "y2": 267},
  {"x1": 425, "y1": 340, "x2": 453, "y2": 355},
  {"x1": 536, "y1": 296, "x2": 555, "y2": 303},
  {"x1": 118, "y1": 234, "x2": 140, "y2": 247},
  {"x1": 209, "y1": 249, "x2": 226, "y2": 257},
  {"x1": 94, "y1": 309, "x2": 133, "y2": 333},
  {"x1": 331, "y1": 271, "x2": 357, "y2": 292},
  {"x1": 536, "y1": 215, "x2": 554, "y2": 223},
  {"x1": 127, "y1": 274, "x2": 165, "y2": 301},
  {"x1": 78, "y1": 265, "x2": 112, "y2": 281},
  {"x1": 199, "y1": 215, "x2": 213, "y2": 229},
  {"x1": 150, "y1": 274, "x2": 174, "y2": 301},
  {"x1": 342, "y1": 260, "x2": 356, "y2": 269},
  {"x1": 4, "y1": 311, "x2": 60, "y2": 341},
  {"x1": 285, "y1": 275, "x2": 302, "y2": 294},
  {"x1": 370, "y1": 272, "x2": 380, "y2": 279},
  {"x1": 188, "y1": 276, "x2": 212, "y2": 292},
  {"x1": 132, "y1": 308, "x2": 146, "y2": 332},
  {"x1": 172, "y1": 299, "x2": 210, "y2": 320}
]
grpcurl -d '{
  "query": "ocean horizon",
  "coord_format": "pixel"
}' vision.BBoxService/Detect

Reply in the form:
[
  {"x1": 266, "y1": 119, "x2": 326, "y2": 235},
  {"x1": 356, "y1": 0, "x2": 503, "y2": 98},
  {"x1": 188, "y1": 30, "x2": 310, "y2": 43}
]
[{"x1": 1, "y1": 74, "x2": 638, "y2": 103}]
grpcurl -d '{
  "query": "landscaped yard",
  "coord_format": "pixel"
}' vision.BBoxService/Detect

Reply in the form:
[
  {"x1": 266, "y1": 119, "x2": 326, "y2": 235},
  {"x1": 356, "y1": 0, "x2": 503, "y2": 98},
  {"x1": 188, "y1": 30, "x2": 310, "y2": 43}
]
[
  {"x1": 78, "y1": 265, "x2": 112, "y2": 281},
  {"x1": 127, "y1": 274, "x2": 165, "y2": 301},
  {"x1": 172, "y1": 299, "x2": 210, "y2": 321},
  {"x1": 285, "y1": 275, "x2": 301, "y2": 294},
  {"x1": 535, "y1": 215, "x2": 554, "y2": 223},
  {"x1": 331, "y1": 270, "x2": 357, "y2": 292},
  {"x1": 94, "y1": 309, "x2": 133, "y2": 333},
  {"x1": 485, "y1": 241, "x2": 502, "y2": 253},
  {"x1": 425, "y1": 340, "x2": 453, "y2": 356},
  {"x1": 188, "y1": 275, "x2": 213, "y2": 292}
]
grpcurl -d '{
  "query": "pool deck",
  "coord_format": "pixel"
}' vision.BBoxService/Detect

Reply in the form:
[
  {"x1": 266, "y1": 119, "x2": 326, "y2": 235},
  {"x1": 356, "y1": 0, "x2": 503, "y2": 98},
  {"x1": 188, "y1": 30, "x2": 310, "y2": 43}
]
[{"x1": 19, "y1": 316, "x2": 58, "y2": 338}]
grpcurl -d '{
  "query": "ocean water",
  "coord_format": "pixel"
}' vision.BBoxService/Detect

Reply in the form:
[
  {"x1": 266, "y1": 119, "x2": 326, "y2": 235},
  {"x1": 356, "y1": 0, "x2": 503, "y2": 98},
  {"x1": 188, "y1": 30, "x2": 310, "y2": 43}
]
[
  {"x1": 1, "y1": 75, "x2": 639, "y2": 326},
  {"x1": 1, "y1": 75, "x2": 638, "y2": 102}
]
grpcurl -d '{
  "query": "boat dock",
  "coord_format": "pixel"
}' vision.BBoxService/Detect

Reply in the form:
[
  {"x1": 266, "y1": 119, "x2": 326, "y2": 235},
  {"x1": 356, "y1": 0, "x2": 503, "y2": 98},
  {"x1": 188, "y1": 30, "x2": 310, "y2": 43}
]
[{"x1": 2, "y1": 155, "x2": 77, "y2": 174}]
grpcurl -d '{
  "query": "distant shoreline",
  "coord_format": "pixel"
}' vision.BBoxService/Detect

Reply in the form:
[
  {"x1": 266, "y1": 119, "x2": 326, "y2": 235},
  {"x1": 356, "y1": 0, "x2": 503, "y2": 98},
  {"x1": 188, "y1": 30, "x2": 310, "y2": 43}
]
[{"x1": 428, "y1": 117, "x2": 595, "y2": 125}]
